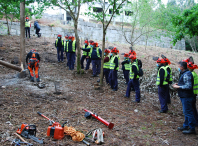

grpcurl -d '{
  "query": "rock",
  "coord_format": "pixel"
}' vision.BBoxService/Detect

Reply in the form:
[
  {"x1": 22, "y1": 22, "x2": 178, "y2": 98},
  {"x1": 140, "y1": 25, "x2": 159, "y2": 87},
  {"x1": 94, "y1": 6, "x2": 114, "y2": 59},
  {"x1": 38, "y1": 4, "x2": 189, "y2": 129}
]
[{"x1": 134, "y1": 109, "x2": 138, "y2": 112}]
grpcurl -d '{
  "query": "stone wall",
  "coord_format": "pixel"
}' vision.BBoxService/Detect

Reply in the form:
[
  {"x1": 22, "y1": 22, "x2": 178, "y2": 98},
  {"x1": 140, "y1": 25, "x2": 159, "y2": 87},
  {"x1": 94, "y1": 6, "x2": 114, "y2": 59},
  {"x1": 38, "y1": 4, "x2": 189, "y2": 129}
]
[{"x1": 0, "y1": 19, "x2": 185, "y2": 50}]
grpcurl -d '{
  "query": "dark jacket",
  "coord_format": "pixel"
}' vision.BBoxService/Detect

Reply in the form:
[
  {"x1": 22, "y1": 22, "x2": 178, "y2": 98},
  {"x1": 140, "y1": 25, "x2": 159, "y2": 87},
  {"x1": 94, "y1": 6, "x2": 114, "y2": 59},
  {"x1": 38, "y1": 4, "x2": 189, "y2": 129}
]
[
  {"x1": 26, "y1": 51, "x2": 40, "y2": 63},
  {"x1": 178, "y1": 69, "x2": 194, "y2": 98},
  {"x1": 55, "y1": 39, "x2": 64, "y2": 48},
  {"x1": 132, "y1": 64, "x2": 138, "y2": 79},
  {"x1": 34, "y1": 21, "x2": 40, "y2": 29},
  {"x1": 113, "y1": 56, "x2": 118, "y2": 71},
  {"x1": 166, "y1": 66, "x2": 172, "y2": 84},
  {"x1": 67, "y1": 41, "x2": 76, "y2": 53},
  {"x1": 121, "y1": 59, "x2": 130, "y2": 70},
  {"x1": 91, "y1": 47, "x2": 102, "y2": 60}
]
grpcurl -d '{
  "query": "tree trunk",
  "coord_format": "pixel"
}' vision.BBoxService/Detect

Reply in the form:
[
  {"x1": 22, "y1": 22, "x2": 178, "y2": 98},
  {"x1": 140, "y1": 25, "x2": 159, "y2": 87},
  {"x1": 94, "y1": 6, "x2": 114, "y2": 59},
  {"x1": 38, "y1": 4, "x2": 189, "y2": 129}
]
[
  {"x1": 99, "y1": 29, "x2": 106, "y2": 86},
  {"x1": 6, "y1": 15, "x2": 10, "y2": 35},
  {"x1": 20, "y1": 1, "x2": 25, "y2": 68},
  {"x1": 74, "y1": 20, "x2": 81, "y2": 74}
]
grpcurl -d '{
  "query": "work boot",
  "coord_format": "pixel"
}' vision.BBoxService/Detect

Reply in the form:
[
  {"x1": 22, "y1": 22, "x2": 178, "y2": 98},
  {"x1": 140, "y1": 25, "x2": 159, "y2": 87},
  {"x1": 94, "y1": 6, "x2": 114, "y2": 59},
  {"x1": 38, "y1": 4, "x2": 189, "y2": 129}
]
[
  {"x1": 158, "y1": 110, "x2": 167, "y2": 113},
  {"x1": 132, "y1": 100, "x2": 140, "y2": 103},
  {"x1": 177, "y1": 127, "x2": 188, "y2": 131},
  {"x1": 30, "y1": 77, "x2": 34, "y2": 82},
  {"x1": 124, "y1": 95, "x2": 129, "y2": 98},
  {"x1": 182, "y1": 129, "x2": 196, "y2": 134},
  {"x1": 37, "y1": 78, "x2": 40, "y2": 82},
  {"x1": 91, "y1": 75, "x2": 97, "y2": 77},
  {"x1": 97, "y1": 79, "x2": 100, "y2": 83}
]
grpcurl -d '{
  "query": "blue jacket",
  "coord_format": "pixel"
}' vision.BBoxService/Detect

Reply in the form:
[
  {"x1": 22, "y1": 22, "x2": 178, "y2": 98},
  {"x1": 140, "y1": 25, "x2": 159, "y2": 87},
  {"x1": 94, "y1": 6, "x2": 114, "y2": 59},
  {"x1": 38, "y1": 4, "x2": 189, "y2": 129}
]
[
  {"x1": 34, "y1": 21, "x2": 40, "y2": 29},
  {"x1": 91, "y1": 47, "x2": 102, "y2": 60},
  {"x1": 178, "y1": 69, "x2": 194, "y2": 98}
]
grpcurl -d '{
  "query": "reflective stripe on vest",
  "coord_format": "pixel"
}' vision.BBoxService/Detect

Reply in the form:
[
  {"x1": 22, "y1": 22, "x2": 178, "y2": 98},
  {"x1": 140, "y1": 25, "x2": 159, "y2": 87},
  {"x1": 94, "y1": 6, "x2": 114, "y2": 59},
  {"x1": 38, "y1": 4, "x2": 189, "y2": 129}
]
[
  {"x1": 165, "y1": 65, "x2": 172, "y2": 82},
  {"x1": 103, "y1": 55, "x2": 110, "y2": 69},
  {"x1": 25, "y1": 21, "x2": 30, "y2": 27},
  {"x1": 156, "y1": 66, "x2": 168, "y2": 85},
  {"x1": 192, "y1": 71, "x2": 198, "y2": 94},
  {"x1": 56, "y1": 39, "x2": 64, "y2": 46},
  {"x1": 130, "y1": 62, "x2": 139, "y2": 79},
  {"x1": 66, "y1": 41, "x2": 76, "y2": 52},
  {"x1": 124, "y1": 59, "x2": 130, "y2": 70},
  {"x1": 110, "y1": 55, "x2": 119, "y2": 70},
  {"x1": 82, "y1": 45, "x2": 91, "y2": 56},
  {"x1": 89, "y1": 47, "x2": 100, "y2": 58}
]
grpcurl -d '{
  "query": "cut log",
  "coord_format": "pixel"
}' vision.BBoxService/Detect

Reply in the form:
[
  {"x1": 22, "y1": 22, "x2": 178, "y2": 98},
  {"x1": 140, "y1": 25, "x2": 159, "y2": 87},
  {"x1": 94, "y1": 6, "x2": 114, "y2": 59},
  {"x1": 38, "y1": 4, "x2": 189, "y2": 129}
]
[{"x1": 0, "y1": 60, "x2": 22, "y2": 72}]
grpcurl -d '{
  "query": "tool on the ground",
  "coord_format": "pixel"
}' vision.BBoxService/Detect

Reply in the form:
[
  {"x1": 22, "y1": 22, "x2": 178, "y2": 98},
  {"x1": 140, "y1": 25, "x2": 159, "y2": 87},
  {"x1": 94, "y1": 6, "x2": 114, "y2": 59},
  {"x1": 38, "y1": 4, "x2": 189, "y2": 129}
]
[
  {"x1": 64, "y1": 125, "x2": 90, "y2": 145},
  {"x1": 53, "y1": 81, "x2": 61, "y2": 95},
  {"x1": 16, "y1": 123, "x2": 43, "y2": 144},
  {"x1": 37, "y1": 111, "x2": 66, "y2": 140},
  {"x1": 11, "y1": 138, "x2": 33, "y2": 146},
  {"x1": 85, "y1": 128, "x2": 104, "y2": 145},
  {"x1": 84, "y1": 109, "x2": 114, "y2": 129}
]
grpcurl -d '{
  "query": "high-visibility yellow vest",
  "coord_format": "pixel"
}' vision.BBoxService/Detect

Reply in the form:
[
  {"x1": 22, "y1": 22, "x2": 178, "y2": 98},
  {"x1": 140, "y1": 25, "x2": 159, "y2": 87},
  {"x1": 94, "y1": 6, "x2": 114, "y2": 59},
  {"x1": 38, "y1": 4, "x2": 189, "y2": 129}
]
[
  {"x1": 130, "y1": 62, "x2": 139, "y2": 79},
  {"x1": 165, "y1": 65, "x2": 172, "y2": 82},
  {"x1": 192, "y1": 71, "x2": 198, "y2": 94},
  {"x1": 25, "y1": 21, "x2": 30, "y2": 27},
  {"x1": 103, "y1": 55, "x2": 110, "y2": 69},
  {"x1": 66, "y1": 40, "x2": 76, "y2": 52},
  {"x1": 56, "y1": 39, "x2": 64, "y2": 46},
  {"x1": 64, "y1": 41, "x2": 68, "y2": 51},
  {"x1": 110, "y1": 55, "x2": 119, "y2": 70},
  {"x1": 124, "y1": 59, "x2": 130, "y2": 70},
  {"x1": 82, "y1": 45, "x2": 91, "y2": 56},
  {"x1": 156, "y1": 66, "x2": 168, "y2": 85},
  {"x1": 89, "y1": 47, "x2": 100, "y2": 58}
]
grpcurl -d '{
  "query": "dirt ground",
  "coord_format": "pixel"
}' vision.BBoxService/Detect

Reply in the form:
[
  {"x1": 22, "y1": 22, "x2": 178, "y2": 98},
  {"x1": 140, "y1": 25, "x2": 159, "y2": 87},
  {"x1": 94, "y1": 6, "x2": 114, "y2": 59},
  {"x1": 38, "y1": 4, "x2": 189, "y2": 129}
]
[{"x1": 0, "y1": 35, "x2": 198, "y2": 146}]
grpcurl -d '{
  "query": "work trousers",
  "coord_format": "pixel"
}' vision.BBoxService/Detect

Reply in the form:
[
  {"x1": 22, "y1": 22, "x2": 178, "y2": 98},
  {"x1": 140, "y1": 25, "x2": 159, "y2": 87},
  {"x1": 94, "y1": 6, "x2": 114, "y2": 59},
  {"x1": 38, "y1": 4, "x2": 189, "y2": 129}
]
[
  {"x1": 92, "y1": 59, "x2": 101, "y2": 75},
  {"x1": 180, "y1": 97, "x2": 196, "y2": 130},
  {"x1": 81, "y1": 55, "x2": 91, "y2": 70},
  {"x1": 28, "y1": 62, "x2": 39, "y2": 82},
  {"x1": 126, "y1": 79, "x2": 140, "y2": 102},
  {"x1": 123, "y1": 70, "x2": 130, "y2": 84},
  {"x1": 109, "y1": 70, "x2": 118, "y2": 90},
  {"x1": 103, "y1": 68, "x2": 110, "y2": 84},
  {"x1": 57, "y1": 47, "x2": 64, "y2": 62},
  {"x1": 36, "y1": 28, "x2": 40, "y2": 37},
  {"x1": 192, "y1": 94, "x2": 198, "y2": 126},
  {"x1": 158, "y1": 85, "x2": 168, "y2": 111},
  {"x1": 25, "y1": 27, "x2": 30, "y2": 38},
  {"x1": 67, "y1": 52, "x2": 76, "y2": 70},
  {"x1": 167, "y1": 84, "x2": 171, "y2": 104}
]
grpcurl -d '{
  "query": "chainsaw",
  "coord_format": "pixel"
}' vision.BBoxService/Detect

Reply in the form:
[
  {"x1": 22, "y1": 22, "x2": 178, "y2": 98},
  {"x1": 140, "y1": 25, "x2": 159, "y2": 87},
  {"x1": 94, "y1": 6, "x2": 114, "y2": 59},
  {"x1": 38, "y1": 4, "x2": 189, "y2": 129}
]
[{"x1": 16, "y1": 123, "x2": 43, "y2": 144}]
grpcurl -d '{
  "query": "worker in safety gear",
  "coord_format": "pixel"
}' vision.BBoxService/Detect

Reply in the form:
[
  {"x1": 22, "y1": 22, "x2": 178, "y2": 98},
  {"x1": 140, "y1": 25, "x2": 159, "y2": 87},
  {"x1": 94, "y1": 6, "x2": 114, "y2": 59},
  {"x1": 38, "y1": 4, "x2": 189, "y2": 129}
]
[
  {"x1": 129, "y1": 47, "x2": 136, "y2": 56},
  {"x1": 34, "y1": 20, "x2": 41, "y2": 37},
  {"x1": 163, "y1": 57, "x2": 172, "y2": 104},
  {"x1": 25, "y1": 17, "x2": 31, "y2": 38},
  {"x1": 26, "y1": 49, "x2": 40, "y2": 82},
  {"x1": 64, "y1": 35, "x2": 69, "y2": 66},
  {"x1": 122, "y1": 53, "x2": 130, "y2": 84},
  {"x1": 156, "y1": 58, "x2": 169, "y2": 113},
  {"x1": 187, "y1": 62, "x2": 198, "y2": 126},
  {"x1": 66, "y1": 36, "x2": 76, "y2": 70},
  {"x1": 109, "y1": 47, "x2": 119, "y2": 91},
  {"x1": 103, "y1": 49, "x2": 111, "y2": 84},
  {"x1": 81, "y1": 40, "x2": 91, "y2": 70},
  {"x1": 125, "y1": 55, "x2": 141, "y2": 102},
  {"x1": 89, "y1": 42, "x2": 102, "y2": 77},
  {"x1": 55, "y1": 34, "x2": 64, "y2": 63}
]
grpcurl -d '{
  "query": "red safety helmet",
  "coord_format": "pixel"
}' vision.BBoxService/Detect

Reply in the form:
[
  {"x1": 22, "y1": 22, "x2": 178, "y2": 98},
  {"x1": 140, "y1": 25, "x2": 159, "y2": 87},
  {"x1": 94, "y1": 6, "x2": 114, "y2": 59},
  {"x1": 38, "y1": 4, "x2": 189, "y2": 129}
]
[
  {"x1": 95, "y1": 42, "x2": 99, "y2": 47},
  {"x1": 156, "y1": 58, "x2": 165, "y2": 64},
  {"x1": 89, "y1": 40, "x2": 94, "y2": 44},
  {"x1": 187, "y1": 62, "x2": 198, "y2": 70},
  {"x1": 26, "y1": 17, "x2": 29, "y2": 20},
  {"x1": 182, "y1": 58, "x2": 190, "y2": 63},
  {"x1": 65, "y1": 35, "x2": 69, "y2": 39},
  {"x1": 129, "y1": 55, "x2": 136, "y2": 60},
  {"x1": 163, "y1": 58, "x2": 171, "y2": 65},
  {"x1": 129, "y1": 50, "x2": 136, "y2": 56},
  {"x1": 124, "y1": 53, "x2": 129, "y2": 57},
  {"x1": 68, "y1": 36, "x2": 72, "y2": 39},
  {"x1": 84, "y1": 40, "x2": 89, "y2": 45},
  {"x1": 57, "y1": 34, "x2": 62, "y2": 37},
  {"x1": 104, "y1": 49, "x2": 110, "y2": 53},
  {"x1": 111, "y1": 47, "x2": 119, "y2": 53}
]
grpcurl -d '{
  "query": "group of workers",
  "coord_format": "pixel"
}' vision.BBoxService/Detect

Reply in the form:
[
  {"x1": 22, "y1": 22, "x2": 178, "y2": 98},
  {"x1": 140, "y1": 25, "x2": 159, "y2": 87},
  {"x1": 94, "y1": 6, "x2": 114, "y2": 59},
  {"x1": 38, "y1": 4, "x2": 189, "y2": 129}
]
[{"x1": 25, "y1": 17, "x2": 41, "y2": 38}]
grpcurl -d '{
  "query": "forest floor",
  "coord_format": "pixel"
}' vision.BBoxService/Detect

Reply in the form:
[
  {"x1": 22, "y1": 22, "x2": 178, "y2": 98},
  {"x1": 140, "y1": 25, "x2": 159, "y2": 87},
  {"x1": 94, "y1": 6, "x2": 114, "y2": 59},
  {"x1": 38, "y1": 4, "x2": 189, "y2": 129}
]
[{"x1": 0, "y1": 35, "x2": 198, "y2": 146}]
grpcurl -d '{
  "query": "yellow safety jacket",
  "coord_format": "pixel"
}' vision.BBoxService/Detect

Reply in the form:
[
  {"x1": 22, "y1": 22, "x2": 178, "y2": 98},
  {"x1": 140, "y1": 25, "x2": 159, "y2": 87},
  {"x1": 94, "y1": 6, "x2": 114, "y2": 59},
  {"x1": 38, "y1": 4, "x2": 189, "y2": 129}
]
[
  {"x1": 192, "y1": 71, "x2": 198, "y2": 94},
  {"x1": 82, "y1": 45, "x2": 91, "y2": 56},
  {"x1": 165, "y1": 65, "x2": 172, "y2": 82},
  {"x1": 124, "y1": 58, "x2": 130, "y2": 71},
  {"x1": 25, "y1": 21, "x2": 30, "y2": 27},
  {"x1": 55, "y1": 39, "x2": 64, "y2": 47},
  {"x1": 66, "y1": 40, "x2": 76, "y2": 52},
  {"x1": 130, "y1": 62, "x2": 139, "y2": 79},
  {"x1": 110, "y1": 55, "x2": 119, "y2": 70},
  {"x1": 156, "y1": 66, "x2": 168, "y2": 85},
  {"x1": 89, "y1": 47, "x2": 100, "y2": 58},
  {"x1": 103, "y1": 55, "x2": 110, "y2": 69}
]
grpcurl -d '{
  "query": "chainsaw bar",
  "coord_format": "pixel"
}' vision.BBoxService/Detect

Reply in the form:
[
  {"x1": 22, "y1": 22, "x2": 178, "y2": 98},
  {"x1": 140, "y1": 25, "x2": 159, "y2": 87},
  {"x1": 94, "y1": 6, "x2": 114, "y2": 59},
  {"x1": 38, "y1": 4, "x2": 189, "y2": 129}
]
[{"x1": 29, "y1": 135, "x2": 43, "y2": 144}]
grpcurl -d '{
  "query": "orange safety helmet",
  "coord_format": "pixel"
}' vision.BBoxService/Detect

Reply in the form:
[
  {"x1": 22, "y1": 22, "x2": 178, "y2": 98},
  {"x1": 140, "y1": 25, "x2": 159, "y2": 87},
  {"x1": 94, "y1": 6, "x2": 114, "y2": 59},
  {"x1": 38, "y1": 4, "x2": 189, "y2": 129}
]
[
  {"x1": 57, "y1": 34, "x2": 62, "y2": 37},
  {"x1": 111, "y1": 47, "x2": 119, "y2": 53},
  {"x1": 187, "y1": 62, "x2": 198, "y2": 70},
  {"x1": 68, "y1": 36, "x2": 72, "y2": 40},
  {"x1": 84, "y1": 40, "x2": 89, "y2": 45},
  {"x1": 95, "y1": 42, "x2": 99, "y2": 47},
  {"x1": 163, "y1": 58, "x2": 171, "y2": 65},
  {"x1": 72, "y1": 36, "x2": 75, "y2": 41},
  {"x1": 104, "y1": 49, "x2": 110, "y2": 53},
  {"x1": 129, "y1": 50, "x2": 136, "y2": 56},
  {"x1": 156, "y1": 58, "x2": 165, "y2": 64},
  {"x1": 26, "y1": 17, "x2": 29, "y2": 20},
  {"x1": 129, "y1": 55, "x2": 136, "y2": 60},
  {"x1": 124, "y1": 53, "x2": 129, "y2": 57}
]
